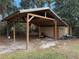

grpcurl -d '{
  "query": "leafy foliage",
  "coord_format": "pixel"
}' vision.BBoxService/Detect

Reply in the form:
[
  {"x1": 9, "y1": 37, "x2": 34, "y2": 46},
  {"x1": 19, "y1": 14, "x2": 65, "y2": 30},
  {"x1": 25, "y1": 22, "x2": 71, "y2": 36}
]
[
  {"x1": 20, "y1": 0, "x2": 55, "y2": 8},
  {"x1": 55, "y1": 0, "x2": 79, "y2": 25},
  {"x1": 0, "y1": 0, "x2": 18, "y2": 18},
  {"x1": 0, "y1": 0, "x2": 79, "y2": 36},
  {"x1": 54, "y1": 0, "x2": 79, "y2": 36}
]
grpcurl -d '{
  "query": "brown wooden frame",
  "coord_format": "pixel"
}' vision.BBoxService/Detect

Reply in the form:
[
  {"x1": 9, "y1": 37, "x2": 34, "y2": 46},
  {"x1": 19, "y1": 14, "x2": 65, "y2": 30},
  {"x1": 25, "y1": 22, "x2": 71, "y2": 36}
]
[{"x1": 23, "y1": 13, "x2": 58, "y2": 49}]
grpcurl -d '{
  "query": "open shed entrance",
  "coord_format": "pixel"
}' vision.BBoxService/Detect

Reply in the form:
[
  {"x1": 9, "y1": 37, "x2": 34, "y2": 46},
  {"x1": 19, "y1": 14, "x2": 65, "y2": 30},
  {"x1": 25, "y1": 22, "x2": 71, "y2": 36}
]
[
  {"x1": 2, "y1": 7, "x2": 67, "y2": 50},
  {"x1": 29, "y1": 13, "x2": 57, "y2": 39}
]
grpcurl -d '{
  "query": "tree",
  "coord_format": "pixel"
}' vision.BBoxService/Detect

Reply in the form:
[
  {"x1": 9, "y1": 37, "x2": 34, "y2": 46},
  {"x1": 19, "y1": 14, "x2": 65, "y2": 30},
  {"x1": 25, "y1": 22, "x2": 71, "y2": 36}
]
[
  {"x1": 54, "y1": 0, "x2": 79, "y2": 35},
  {"x1": 20, "y1": 0, "x2": 55, "y2": 9},
  {"x1": 0, "y1": 0, "x2": 18, "y2": 36},
  {"x1": 0, "y1": 0, "x2": 18, "y2": 18}
]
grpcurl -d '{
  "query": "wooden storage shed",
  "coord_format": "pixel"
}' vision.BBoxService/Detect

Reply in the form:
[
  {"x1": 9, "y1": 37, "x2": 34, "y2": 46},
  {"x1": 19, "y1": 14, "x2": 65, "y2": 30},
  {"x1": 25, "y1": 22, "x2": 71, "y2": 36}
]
[{"x1": 2, "y1": 7, "x2": 68, "y2": 49}]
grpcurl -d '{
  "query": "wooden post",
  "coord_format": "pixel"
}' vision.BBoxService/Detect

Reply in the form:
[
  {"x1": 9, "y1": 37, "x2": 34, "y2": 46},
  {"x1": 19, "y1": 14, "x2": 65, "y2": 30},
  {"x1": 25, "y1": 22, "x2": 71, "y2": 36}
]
[
  {"x1": 38, "y1": 26, "x2": 41, "y2": 38},
  {"x1": 13, "y1": 22, "x2": 16, "y2": 44},
  {"x1": 70, "y1": 26, "x2": 72, "y2": 36},
  {"x1": 7, "y1": 21, "x2": 9, "y2": 38},
  {"x1": 25, "y1": 14, "x2": 30, "y2": 50},
  {"x1": 54, "y1": 21, "x2": 57, "y2": 40}
]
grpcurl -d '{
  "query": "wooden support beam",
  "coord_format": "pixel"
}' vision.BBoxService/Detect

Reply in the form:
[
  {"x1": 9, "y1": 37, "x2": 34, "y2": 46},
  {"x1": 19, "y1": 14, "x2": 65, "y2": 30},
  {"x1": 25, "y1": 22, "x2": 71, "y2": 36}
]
[
  {"x1": 38, "y1": 26, "x2": 41, "y2": 38},
  {"x1": 54, "y1": 21, "x2": 57, "y2": 40},
  {"x1": 25, "y1": 14, "x2": 30, "y2": 50},
  {"x1": 13, "y1": 22, "x2": 16, "y2": 43},
  {"x1": 28, "y1": 16, "x2": 35, "y2": 22},
  {"x1": 6, "y1": 21, "x2": 9, "y2": 39},
  {"x1": 28, "y1": 13, "x2": 55, "y2": 21}
]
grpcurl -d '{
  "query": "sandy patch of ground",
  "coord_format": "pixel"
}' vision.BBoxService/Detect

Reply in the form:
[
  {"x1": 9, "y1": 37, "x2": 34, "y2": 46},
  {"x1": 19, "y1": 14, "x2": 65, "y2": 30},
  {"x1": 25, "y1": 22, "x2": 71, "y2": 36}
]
[{"x1": 0, "y1": 37, "x2": 56, "y2": 54}]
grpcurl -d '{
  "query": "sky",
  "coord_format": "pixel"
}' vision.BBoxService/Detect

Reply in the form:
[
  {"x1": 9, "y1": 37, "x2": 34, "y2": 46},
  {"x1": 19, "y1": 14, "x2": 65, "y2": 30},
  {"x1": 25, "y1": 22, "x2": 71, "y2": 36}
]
[
  {"x1": 14, "y1": 0, "x2": 21, "y2": 7},
  {"x1": 14, "y1": 0, "x2": 56, "y2": 8}
]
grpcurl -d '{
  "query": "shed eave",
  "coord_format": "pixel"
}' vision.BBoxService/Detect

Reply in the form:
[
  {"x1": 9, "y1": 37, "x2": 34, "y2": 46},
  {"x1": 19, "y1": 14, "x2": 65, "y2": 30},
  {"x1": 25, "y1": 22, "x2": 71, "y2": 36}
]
[{"x1": 19, "y1": 7, "x2": 50, "y2": 13}]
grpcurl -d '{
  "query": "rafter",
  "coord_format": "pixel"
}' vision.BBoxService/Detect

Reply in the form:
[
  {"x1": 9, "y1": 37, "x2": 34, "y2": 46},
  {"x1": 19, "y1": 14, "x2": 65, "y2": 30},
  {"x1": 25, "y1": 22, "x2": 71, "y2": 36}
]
[{"x1": 28, "y1": 13, "x2": 55, "y2": 22}]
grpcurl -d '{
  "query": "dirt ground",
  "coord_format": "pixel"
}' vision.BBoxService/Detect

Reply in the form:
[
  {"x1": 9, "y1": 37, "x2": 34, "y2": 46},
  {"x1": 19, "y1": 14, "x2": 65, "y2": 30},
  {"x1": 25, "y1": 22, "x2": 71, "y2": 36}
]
[
  {"x1": 0, "y1": 36, "x2": 79, "y2": 59},
  {"x1": 56, "y1": 39, "x2": 79, "y2": 59},
  {"x1": 0, "y1": 36, "x2": 56, "y2": 54}
]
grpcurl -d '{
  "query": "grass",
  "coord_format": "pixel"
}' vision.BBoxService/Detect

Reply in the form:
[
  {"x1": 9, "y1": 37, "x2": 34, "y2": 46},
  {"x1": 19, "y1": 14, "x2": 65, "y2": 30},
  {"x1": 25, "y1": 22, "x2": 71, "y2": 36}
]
[
  {"x1": 70, "y1": 44, "x2": 79, "y2": 55},
  {"x1": 0, "y1": 48, "x2": 68, "y2": 59},
  {"x1": 1, "y1": 40, "x2": 79, "y2": 59}
]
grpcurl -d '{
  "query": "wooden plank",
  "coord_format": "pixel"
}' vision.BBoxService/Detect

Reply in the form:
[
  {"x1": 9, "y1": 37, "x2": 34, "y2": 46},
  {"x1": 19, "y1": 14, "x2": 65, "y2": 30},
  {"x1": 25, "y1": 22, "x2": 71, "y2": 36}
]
[
  {"x1": 38, "y1": 26, "x2": 41, "y2": 38},
  {"x1": 6, "y1": 21, "x2": 9, "y2": 39},
  {"x1": 28, "y1": 13, "x2": 55, "y2": 21},
  {"x1": 28, "y1": 16, "x2": 35, "y2": 22},
  {"x1": 54, "y1": 21, "x2": 57, "y2": 40},
  {"x1": 57, "y1": 27, "x2": 59, "y2": 39},
  {"x1": 25, "y1": 14, "x2": 30, "y2": 50},
  {"x1": 13, "y1": 22, "x2": 16, "y2": 43}
]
